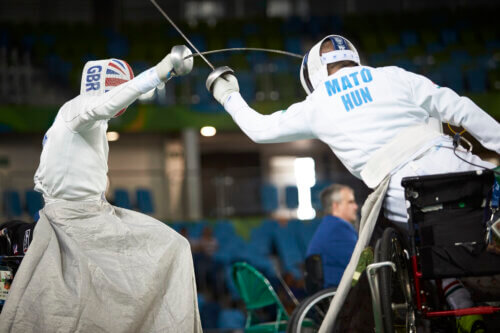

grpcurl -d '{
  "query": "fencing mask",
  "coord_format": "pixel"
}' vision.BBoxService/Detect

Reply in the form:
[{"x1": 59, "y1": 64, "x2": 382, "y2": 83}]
[
  {"x1": 80, "y1": 58, "x2": 134, "y2": 117},
  {"x1": 300, "y1": 35, "x2": 360, "y2": 95}
]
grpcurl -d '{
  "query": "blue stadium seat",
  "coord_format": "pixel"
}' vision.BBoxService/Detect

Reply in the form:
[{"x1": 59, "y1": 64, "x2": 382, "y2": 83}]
[
  {"x1": 284, "y1": 36, "x2": 303, "y2": 54},
  {"x1": 240, "y1": 246, "x2": 276, "y2": 278},
  {"x1": 191, "y1": 68, "x2": 221, "y2": 112},
  {"x1": 310, "y1": 181, "x2": 330, "y2": 211},
  {"x1": 113, "y1": 188, "x2": 131, "y2": 209},
  {"x1": 248, "y1": 219, "x2": 277, "y2": 256},
  {"x1": 3, "y1": 190, "x2": 22, "y2": 218},
  {"x1": 130, "y1": 61, "x2": 150, "y2": 76},
  {"x1": 107, "y1": 36, "x2": 129, "y2": 58},
  {"x1": 385, "y1": 44, "x2": 404, "y2": 55},
  {"x1": 217, "y1": 308, "x2": 245, "y2": 329},
  {"x1": 441, "y1": 64, "x2": 464, "y2": 93},
  {"x1": 189, "y1": 34, "x2": 206, "y2": 52},
  {"x1": 214, "y1": 234, "x2": 247, "y2": 267},
  {"x1": 401, "y1": 30, "x2": 418, "y2": 48},
  {"x1": 170, "y1": 221, "x2": 186, "y2": 233},
  {"x1": 466, "y1": 67, "x2": 487, "y2": 93},
  {"x1": 285, "y1": 186, "x2": 299, "y2": 209},
  {"x1": 224, "y1": 265, "x2": 241, "y2": 300},
  {"x1": 47, "y1": 54, "x2": 73, "y2": 83},
  {"x1": 306, "y1": 16, "x2": 323, "y2": 37},
  {"x1": 426, "y1": 42, "x2": 445, "y2": 55},
  {"x1": 450, "y1": 50, "x2": 471, "y2": 66},
  {"x1": 197, "y1": 293, "x2": 205, "y2": 309},
  {"x1": 287, "y1": 219, "x2": 308, "y2": 255},
  {"x1": 136, "y1": 188, "x2": 154, "y2": 214},
  {"x1": 369, "y1": 52, "x2": 388, "y2": 67},
  {"x1": 441, "y1": 28, "x2": 458, "y2": 45},
  {"x1": 227, "y1": 38, "x2": 245, "y2": 49},
  {"x1": 300, "y1": 219, "x2": 321, "y2": 254},
  {"x1": 25, "y1": 190, "x2": 43, "y2": 219},
  {"x1": 186, "y1": 220, "x2": 207, "y2": 239},
  {"x1": 237, "y1": 71, "x2": 256, "y2": 102},
  {"x1": 282, "y1": 16, "x2": 303, "y2": 35},
  {"x1": 275, "y1": 225, "x2": 304, "y2": 279},
  {"x1": 393, "y1": 58, "x2": 417, "y2": 73},
  {"x1": 213, "y1": 220, "x2": 236, "y2": 243},
  {"x1": 260, "y1": 183, "x2": 279, "y2": 213},
  {"x1": 486, "y1": 40, "x2": 500, "y2": 52},
  {"x1": 199, "y1": 299, "x2": 220, "y2": 329}
]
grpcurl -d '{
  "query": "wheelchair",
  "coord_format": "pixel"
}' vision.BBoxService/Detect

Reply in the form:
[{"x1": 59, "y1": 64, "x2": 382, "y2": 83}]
[
  {"x1": 286, "y1": 254, "x2": 336, "y2": 333},
  {"x1": 368, "y1": 169, "x2": 500, "y2": 332},
  {"x1": 0, "y1": 220, "x2": 35, "y2": 312}
]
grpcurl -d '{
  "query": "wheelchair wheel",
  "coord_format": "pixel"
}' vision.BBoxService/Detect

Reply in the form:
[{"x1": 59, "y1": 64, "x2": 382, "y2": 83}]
[
  {"x1": 286, "y1": 287, "x2": 336, "y2": 333},
  {"x1": 378, "y1": 227, "x2": 416, "y2": 333}
]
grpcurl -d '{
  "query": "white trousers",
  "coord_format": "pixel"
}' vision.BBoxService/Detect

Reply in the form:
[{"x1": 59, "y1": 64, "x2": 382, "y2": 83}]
[
  {"x1": 384, "y1": 137, "x2": 496, "y2": 223},
  {"x1": 0, "y1": 200, "x2": 202, "y2": 333}
]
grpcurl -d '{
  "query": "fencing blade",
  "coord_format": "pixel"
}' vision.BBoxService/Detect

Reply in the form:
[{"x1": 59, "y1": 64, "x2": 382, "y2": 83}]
[
  {"x1": 184, "y1": 47, "x2": 303, "y2": 60},
  {"x1": 149, "y1": 0, "x2": 215, "y2": 70}
]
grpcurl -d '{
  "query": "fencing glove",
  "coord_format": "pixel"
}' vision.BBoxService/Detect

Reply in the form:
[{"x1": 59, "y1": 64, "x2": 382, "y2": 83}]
[
  {"x1": 155, "y1": 45, "x2": 193, "y2": 81},
  {"x1": 211, "y1": 74, "x2": 239, "y2": 105}
]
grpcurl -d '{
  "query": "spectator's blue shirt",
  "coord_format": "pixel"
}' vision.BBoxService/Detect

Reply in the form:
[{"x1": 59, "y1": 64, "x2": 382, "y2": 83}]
[{"x1": 306, "y1": 215, "x2": 358, "y2": 288}]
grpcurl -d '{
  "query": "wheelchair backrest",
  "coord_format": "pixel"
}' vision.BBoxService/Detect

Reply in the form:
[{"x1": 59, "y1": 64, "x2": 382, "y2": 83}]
[
  {"x1": 0, "y1": 220, "x2": 36, "y2": 256},
  {"x1": 304, "y1": 254, "x2": 324, "y2": 295},
  {"x1": 402, "y1": 170, "x2": 500, "y2": 278}
]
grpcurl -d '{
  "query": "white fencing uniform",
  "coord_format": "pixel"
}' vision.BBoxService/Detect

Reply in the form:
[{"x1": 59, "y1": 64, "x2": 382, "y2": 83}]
[
  {"x1": 0, "y1": 62, "x2": 202, "y2": 332},
  {"x1": 222, "y1": 65, "x2": 500, "y2": 221}
]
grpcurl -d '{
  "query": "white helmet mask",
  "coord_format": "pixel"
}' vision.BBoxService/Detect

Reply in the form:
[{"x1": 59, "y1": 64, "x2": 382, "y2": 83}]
[
  {"x1": 300, "y1": 35, "x2": 361, "y2": 95},
  {"x1": 80, "y1": 58, "x2": 134, "y2": 117}
]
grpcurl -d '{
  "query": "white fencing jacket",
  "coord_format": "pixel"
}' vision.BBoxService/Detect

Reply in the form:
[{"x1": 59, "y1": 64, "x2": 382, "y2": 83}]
[
  {"x1": 34, "y1": 68, "x2": 160, "y2": 202},
  {"x1": 224, "y1": 65, "x2": 500, "y2": 187},
  {"x1": 1, "y1": 68, "x2": 202, "y2": 332}
]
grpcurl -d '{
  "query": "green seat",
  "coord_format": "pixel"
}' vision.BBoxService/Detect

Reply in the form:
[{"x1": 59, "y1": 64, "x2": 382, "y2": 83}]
[{"x1": 231, "y1": 262, "x2": 289, "y2": 332}]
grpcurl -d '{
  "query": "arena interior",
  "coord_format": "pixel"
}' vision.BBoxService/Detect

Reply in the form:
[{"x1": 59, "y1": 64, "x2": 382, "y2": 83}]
[{"x1": 0, "y1": 0, "x2": 499, "y2": 331}]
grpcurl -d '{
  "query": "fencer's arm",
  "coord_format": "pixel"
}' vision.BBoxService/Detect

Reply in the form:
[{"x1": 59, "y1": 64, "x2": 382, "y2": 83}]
[
  {"x1": 91, "y1": 68, "x2": 162, "y2": 118},
  {"x1": 407, "y1": 70, "x2": 500, "y2": 154},
  {"x1": 89, "y1": 52, "x2": 181, "y2": 120},
  {"x1": 212, "y1": 74, "x2": 315, "y2": 143},
  {"x1": 65, "y1": 51, "x2": 191, "y2": 132}
]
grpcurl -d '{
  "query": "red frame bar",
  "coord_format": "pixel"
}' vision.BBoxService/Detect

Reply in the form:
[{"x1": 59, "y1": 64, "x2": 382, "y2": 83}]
[
  {"x1": 426, "y1": 306, "x2": 500, "y2": 317},
  {"x1": 411, "y1": 255, "x2": 423, "y2": 311},
  {"x1": 411, "y1": 255, "x2": 500, "y2": 318}
]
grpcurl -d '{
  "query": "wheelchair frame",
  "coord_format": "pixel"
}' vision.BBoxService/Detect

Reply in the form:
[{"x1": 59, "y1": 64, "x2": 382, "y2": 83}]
[{"x1": 367, "y1": 170, "x2": 500, "y2": 333}]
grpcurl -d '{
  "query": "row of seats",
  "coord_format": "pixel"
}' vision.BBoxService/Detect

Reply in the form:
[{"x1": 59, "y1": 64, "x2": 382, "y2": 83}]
[
  {"x1": 1, "y1": 9, "x2": 499, "y2": 108},
  {"x1": 171, "y1": 217, "x2": 319, "y2": 285},
  {"x1": 2, "y1": 190, "x2": 42, "y2": 220},
  {"x1": 112, "y1": 188, "x2": 155, "y2": 214},
  {"x1": 261, "y1": 181, "x2": 331, "y2": 212},
  {"x1": 2, "y1": 181, "x2": 341, "y2": 221},
  {"x1": 1, "y1": 188, "x2": 156, "y2": 220},
  {"x1": 197, "y1": 297, "x2": 246, "y2": 331},
  {"x1": 175, "y1": 217, "x2": 320, "y2": 329}
]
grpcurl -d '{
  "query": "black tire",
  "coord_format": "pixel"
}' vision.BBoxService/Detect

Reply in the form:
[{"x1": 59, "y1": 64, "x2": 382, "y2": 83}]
[
  {"x1": 286, "y1": 287, "x2": 336, "y2": 333},
  {"x1": 378, "y1": 228, "x2": 415, "y2": 333},
  {"x1": 374, "y1": 238, "x2": 381, "y2": 263}
]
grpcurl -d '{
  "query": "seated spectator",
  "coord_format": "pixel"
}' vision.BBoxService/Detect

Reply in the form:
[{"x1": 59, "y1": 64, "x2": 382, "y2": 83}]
[
  {"x1": 192, "y1": 226, "x2": 219, "y2": 292},
  {"x1": 306, "y1": 184, "x2": 359, "y2": 289}
]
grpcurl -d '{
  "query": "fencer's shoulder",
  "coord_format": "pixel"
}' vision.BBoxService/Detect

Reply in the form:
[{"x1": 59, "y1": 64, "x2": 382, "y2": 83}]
[
  {"x1": 60, "y1": 95, "x2": 98, "y2": 121},
  {"x1": 374, "y1": 65, "x2": 408, "y2": 76},
  {"x1": 285, "y1": 96, "x2": 315, "y2": 112},
  {"x1": 373, "y1": 66, "x2": 422, "y2": 85},
  {"x1": 171, "y1": 230, "x2": 192, "y2": 250}
]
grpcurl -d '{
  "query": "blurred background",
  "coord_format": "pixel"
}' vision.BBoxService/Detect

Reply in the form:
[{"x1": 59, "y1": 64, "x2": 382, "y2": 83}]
[{"x1": 1, "y1": 0, "x2": 500, "y2": 331}]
